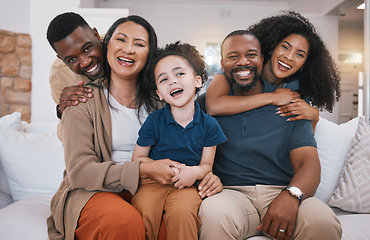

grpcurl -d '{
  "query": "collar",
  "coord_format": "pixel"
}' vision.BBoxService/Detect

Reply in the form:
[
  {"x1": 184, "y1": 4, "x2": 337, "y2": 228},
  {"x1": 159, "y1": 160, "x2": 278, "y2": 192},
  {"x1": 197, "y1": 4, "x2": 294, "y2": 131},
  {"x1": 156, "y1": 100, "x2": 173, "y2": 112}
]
[{"x1": 164, "y1": 101, "x2": 201, "y2": 127}]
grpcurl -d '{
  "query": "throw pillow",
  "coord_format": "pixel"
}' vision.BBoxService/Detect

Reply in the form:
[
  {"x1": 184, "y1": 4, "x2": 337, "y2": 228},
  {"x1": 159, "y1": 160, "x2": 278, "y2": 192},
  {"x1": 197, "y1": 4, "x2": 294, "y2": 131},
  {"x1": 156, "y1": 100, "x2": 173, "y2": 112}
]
[
  {"x1": 0, "y1": 131, "x2": 65, "y2": 201},
  {"x1": 0, "y1": 112, "x2": 22, "y2": 131},
  {"x1": 329, "y1": 116, "x2": 370, "y2": 213},
  {"x1": 314, "y1": 117, "x2": 359, "y2": 203}
]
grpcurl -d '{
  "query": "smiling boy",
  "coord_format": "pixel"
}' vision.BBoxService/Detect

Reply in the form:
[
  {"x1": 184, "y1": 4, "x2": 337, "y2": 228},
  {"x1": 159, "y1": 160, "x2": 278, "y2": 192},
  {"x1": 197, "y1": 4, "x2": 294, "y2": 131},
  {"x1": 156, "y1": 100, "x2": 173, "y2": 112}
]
[{"x1": 130, "y1": 41, "x2": 226, "y2": 240}]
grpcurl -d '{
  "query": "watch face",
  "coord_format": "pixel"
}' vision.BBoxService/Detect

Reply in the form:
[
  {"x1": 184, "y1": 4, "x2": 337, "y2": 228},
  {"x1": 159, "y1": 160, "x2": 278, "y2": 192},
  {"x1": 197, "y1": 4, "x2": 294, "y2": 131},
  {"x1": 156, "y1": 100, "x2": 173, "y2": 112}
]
[{"x1": 290, "y1": 186, "x2": 303, "y2": 198}]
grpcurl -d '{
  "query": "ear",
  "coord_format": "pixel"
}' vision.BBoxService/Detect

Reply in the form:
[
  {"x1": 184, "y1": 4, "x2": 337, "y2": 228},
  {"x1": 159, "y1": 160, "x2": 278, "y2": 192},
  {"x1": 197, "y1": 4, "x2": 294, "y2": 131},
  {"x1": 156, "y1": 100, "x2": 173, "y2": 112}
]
[
  {"x1": 92, "y1": 27, "x2": 102, "y2": 42},
  {"x1": 156, "y1": 89, "x2": 163, "y2": 101},
  {"x1": 195, "y1": 75, "x2": 202, "y2": 88},
  {"x1": 220, "y1": 59, "x2": 225, "y2": 73}
]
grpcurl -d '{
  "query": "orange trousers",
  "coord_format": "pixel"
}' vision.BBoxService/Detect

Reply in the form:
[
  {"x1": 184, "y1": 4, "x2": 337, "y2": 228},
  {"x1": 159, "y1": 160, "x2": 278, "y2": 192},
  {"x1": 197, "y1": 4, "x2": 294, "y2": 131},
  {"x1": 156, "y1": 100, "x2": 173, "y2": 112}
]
[
  {"x1": 131, "y1": 181, "x2": 202, "y2": 240},
  {"x1": 75, "y1": 191, "x2": 167, "y2": 240}
]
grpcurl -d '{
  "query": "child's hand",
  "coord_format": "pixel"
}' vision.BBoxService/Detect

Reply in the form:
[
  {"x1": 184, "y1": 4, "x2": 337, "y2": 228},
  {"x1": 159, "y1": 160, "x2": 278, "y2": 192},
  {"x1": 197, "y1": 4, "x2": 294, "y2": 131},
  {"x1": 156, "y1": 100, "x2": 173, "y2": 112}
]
[{"x1": 172, "y1": 165, "x2": 201, "y2": 189}]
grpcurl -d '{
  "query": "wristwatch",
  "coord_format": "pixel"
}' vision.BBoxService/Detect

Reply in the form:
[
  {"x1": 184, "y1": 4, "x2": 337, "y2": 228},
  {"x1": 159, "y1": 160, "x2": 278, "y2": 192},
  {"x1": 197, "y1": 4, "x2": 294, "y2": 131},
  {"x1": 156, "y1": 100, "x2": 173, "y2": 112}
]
[
  {"x1": 56, "y1": 104, "x2": 62, "y2": 119},
  {"x1": 282, "y1": 185, "x2": 304, "y2": 204}
]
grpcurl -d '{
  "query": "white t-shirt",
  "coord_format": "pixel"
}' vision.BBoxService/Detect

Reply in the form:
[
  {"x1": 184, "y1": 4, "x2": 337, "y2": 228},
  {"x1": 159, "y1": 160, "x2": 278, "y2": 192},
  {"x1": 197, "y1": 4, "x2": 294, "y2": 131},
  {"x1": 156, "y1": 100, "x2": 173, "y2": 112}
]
[{"x1": 104, "y1": 88, "x2": 148, "y2": 164}]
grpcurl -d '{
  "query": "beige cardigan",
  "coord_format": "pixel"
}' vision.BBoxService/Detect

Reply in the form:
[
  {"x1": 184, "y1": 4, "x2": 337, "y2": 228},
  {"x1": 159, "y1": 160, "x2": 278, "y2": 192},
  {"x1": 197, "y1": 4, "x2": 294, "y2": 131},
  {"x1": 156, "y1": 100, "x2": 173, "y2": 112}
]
[{"x1": 47, "y1": 86, "x2": 141, "y2": 240}]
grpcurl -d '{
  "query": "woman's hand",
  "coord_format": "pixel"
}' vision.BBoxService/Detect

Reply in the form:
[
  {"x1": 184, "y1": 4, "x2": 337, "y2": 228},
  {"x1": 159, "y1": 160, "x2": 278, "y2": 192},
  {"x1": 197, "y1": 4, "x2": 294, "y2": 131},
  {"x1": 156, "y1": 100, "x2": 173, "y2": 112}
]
[
  {"x1": 139, "y1": 159, "x2": 179, "y2": 185},
  {"x1": 276, "y1": 98, "x2": 319, "y2": 122},
  {"x1": 271, "y1": 88, "x2": 300, "y2": 106},
  {"x1": 197, "y1": 172, "x2": 223, "y2": 199}
]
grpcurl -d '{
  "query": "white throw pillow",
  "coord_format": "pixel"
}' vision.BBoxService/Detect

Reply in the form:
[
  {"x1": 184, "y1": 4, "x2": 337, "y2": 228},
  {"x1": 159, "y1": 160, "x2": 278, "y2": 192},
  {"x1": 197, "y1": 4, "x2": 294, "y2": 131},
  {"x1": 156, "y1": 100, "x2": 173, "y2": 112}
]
[
  {"x1": 0, "y1": 131, "x2": 65, "y2": 201},
  {"x1": 314, "y1": 117, "x2": 359, "y2": 203},
  {"x1": 0, "y1": 112, "x2": 22, "y2": 131},
  {"x1": 329, "y1": 116, "x2": 370, "y2": 213}
]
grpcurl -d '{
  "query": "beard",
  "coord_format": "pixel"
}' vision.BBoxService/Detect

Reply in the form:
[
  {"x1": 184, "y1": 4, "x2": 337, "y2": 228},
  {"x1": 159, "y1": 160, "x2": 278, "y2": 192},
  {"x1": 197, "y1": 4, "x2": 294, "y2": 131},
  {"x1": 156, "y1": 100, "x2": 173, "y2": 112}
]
[{"x1": 227, "y1": 66, "x2": 260, "y2": 93}]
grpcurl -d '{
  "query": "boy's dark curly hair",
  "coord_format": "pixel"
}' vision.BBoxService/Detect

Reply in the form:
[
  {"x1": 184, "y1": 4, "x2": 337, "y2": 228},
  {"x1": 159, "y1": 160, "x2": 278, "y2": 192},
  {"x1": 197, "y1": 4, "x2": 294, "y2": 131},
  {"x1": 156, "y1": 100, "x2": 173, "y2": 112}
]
[
  {"x1": 248, "y1": 11, "x2": 340, "y2": 112},
  {"x1": 46, "y1": 12, "x2": 89, "y2": 50},
  {"x1": 151, "y1": 41, "x2": 208, "y2": 94}
]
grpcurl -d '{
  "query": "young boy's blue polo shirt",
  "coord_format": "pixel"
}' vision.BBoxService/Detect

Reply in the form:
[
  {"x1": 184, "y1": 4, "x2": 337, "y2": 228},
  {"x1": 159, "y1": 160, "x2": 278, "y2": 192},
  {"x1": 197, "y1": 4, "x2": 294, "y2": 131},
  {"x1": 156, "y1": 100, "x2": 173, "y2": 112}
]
[{"x1": 137, "y1": 101, "x2": 227, "y2": 166}]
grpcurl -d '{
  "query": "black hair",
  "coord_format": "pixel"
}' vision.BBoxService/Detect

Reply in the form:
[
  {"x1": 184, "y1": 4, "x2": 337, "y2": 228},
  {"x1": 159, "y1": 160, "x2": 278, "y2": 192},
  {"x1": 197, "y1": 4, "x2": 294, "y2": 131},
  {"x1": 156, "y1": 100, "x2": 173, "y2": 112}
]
[
  {"x1": 248, "y1": 11, "x2": 340, "y2": 112},
  {"x1": 151, "y1": 41, "x2": 208, "y2": 94},
  {"x1": 100, "y1": 15, "x2": 160, "y2": 116},
  {"x1": 46, "y1": 12, "x2": 90, "y2": 50},
  {"x1": 220, "y1": 29, "x2": 261, "y2": 58}
]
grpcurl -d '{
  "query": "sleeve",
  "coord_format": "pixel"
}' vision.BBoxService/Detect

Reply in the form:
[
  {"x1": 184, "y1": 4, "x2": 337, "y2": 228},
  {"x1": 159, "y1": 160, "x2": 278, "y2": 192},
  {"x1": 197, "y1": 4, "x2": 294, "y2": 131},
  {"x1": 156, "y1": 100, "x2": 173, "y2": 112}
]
[
  {"x1": 204, "y1": 115, "x2": 227, "y2": 147},
  {"x1": 61, "y1": 103, "x2": 140, "y2": 194},
  {"x1": 288, "y1": 119, "x2": 317, "y2": 152},
  {"x1": 136, "y1": 114, "x2": 157, "y2": 147}
]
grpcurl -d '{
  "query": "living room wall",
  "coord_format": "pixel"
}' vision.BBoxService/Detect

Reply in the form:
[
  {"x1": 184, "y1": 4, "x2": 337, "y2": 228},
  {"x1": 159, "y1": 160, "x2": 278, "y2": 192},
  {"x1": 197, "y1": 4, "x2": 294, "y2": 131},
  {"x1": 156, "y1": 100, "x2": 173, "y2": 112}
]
[{"x1": 0, "y1": 0, "x2": 341, "y2": 123}]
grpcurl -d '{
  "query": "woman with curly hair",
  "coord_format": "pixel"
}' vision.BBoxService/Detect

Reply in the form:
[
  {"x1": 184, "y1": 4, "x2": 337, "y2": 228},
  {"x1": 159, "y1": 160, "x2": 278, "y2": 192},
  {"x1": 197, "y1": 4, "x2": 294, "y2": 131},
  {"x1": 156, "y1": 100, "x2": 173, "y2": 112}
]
[{"x1": 205, "y1": 11, "x2": 340, "y2": 131}]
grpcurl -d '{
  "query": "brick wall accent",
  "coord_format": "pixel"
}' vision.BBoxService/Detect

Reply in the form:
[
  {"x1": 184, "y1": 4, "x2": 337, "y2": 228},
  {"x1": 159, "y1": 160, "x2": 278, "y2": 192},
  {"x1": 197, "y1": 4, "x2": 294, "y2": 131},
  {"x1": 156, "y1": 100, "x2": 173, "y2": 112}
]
[{"x1": 0, "y1": 29, "x2": 32, "y2": 122}]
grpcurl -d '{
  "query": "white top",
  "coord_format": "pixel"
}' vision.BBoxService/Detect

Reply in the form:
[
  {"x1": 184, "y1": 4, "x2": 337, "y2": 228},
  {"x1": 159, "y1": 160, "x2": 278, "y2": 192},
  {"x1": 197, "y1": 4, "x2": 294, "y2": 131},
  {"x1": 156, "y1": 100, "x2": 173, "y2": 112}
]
[{"x1": 104, "y1": 88, "x2": 148, "y2": 164}]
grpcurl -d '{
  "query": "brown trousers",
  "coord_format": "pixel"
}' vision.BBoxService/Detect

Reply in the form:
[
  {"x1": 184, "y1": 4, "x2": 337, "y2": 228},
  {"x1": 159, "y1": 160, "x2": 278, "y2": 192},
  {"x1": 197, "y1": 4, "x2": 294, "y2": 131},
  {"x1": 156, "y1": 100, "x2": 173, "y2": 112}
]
[{"x1": 131, "y1": 180, "x2": 202, "y2": 240}]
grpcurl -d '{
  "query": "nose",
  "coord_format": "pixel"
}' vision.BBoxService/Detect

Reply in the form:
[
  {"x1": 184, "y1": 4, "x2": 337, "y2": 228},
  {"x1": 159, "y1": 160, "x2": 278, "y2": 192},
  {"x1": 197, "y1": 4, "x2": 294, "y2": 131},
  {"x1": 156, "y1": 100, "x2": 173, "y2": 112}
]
[
  {"x1": 285, "y1": 50, "x2": 294, "y2": 60},
  {"x1": 237, "y1": 56, "x2": 250, "y2": 66},
  {"x1": 124, "y1": 43, "x2": 135, "y2": 54},
  {"x1": 170, "y1": 78, "x2": 177, "y2": 85},
  {"x1": 79, "y1": 54, "x2": 91, "y2": 68}
]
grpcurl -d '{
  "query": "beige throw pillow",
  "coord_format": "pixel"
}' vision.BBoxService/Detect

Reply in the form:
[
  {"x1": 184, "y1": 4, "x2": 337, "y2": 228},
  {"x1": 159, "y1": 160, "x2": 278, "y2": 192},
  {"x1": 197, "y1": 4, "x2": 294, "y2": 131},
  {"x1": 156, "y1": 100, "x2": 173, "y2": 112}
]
[{"x1": 329, "y1": 116, "x2": 370, "y2": 213}]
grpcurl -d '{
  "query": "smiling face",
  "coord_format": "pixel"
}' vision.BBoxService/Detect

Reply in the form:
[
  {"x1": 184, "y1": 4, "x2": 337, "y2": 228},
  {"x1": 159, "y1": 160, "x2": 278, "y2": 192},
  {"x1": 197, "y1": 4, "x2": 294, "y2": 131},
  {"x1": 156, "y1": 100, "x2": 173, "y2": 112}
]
[
  {"x1": 264, "y1": 33, "x2": 309, "y2": 85},
  {"x1": 106, "y1": 21, "x2": 149, "y2": 81},
  {"x1": 155, "y1": 55, "x2": 202, "y2": 107},
  {"x1": 54, "y1": 26, "x2": 105, "y2": 80},
  {"x1": 221, "y1": 34, "x2": 263, "y2": 93}
]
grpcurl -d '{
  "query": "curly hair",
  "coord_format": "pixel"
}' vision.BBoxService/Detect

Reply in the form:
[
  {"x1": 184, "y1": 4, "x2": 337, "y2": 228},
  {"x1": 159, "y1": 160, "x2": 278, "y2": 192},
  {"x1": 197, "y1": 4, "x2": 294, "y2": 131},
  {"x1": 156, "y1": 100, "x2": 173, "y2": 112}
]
[
  {"x1": 46, "y1": 12, "x2": 89, "y2": 50},
  {"x1": 151, "y1": 41, "x2": 208, "y2": 94},
  {"x1": 247, "y1": 11, "x2": 341, "y2": 112}
]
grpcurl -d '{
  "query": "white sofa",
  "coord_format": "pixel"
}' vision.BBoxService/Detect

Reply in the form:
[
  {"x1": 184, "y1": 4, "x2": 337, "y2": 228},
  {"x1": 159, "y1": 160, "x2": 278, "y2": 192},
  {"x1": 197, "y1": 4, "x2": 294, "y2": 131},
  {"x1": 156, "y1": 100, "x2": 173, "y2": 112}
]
[{"x1": 0, "y1": 112, "x2": 369, "y2": 240}]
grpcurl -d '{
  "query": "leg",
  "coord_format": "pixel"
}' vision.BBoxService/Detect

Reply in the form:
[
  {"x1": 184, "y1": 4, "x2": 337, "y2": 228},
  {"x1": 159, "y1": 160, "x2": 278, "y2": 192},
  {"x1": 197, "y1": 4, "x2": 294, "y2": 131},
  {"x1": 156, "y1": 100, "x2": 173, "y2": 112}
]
[
  {"x1": 131, "y1": 182, "x2": 170, "y2": 240},
  {"x1": 75, "y1": 191, "x2": 145, "y2": 240},
  {"x1": 199, "y1": 188, "x2": 260, "y2": 240},
  {"x1": 293, "y1": 197, "x2": 342, "y2": 240},
  {"x1": 164, "y1": 186, "x2": 202, "y2": 240}
]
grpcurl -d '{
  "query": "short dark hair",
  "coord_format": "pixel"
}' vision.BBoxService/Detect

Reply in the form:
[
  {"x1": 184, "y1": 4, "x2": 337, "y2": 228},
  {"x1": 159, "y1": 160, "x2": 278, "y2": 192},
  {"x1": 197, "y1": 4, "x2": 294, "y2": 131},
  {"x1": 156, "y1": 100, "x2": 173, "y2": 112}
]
[
  {"x1": 151, "y1": 41, "x2": 208, "y2": 94},
  {"x1": 46, "y1": 12, "x2": 90, "y2": 50},
  {"x1": 220, "y1": 30, "x2": 261, "y2": 58}
]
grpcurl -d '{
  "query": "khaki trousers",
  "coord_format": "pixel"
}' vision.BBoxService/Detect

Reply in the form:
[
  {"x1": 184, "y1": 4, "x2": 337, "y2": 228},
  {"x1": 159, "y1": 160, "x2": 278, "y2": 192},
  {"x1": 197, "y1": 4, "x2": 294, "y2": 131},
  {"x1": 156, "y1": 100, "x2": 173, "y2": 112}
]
[
  {"x1": 131, "y1": 180, "x2": 202, "y2": 240},
  {"x1": 199, "y1": 185, "x2": 342, "y2": 240}
]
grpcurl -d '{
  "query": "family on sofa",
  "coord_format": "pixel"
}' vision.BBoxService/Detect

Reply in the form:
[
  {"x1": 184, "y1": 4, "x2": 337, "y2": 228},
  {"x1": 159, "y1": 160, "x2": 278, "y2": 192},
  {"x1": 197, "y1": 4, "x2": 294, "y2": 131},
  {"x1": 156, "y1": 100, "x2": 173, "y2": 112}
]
[
  {"x1": 41, "y1": 9, "x2": 346, "y2": 240},
  {"x1": 4, "y1": 9, "x2": 370, "y2": 240}
]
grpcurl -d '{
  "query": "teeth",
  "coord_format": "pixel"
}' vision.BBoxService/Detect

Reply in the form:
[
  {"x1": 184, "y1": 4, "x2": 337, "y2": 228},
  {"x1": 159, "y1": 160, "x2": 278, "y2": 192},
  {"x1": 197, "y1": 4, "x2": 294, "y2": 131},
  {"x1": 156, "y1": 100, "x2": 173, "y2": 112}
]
[
  {"x1": 235, "y1": 70, "x2": 251, "y2": 77},
  {"x1": 170, "y1": 89, "x2": 183, "y2": 96},
  {"x1": 86, "y1": 64, "x2": 97, "y2": 73},
  {"x1": 278, "y1": 60, "x2": 291, "y2": 69},
  {"x1": 118, "y1": 57, "x2": 134, "y2": 63}
]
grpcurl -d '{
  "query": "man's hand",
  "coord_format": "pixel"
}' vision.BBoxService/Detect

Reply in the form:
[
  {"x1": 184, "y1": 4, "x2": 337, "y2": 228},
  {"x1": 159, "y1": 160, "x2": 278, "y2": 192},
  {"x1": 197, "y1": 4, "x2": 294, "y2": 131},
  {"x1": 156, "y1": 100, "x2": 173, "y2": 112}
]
[
  {"x1": 198, "y1": 172, "x2": 223, "y2": 198},
  {"x1": 257, "y1": 191, "x2": 299, "y2": 240},
  {"x1": 58, "y1": 81, "x2": 93, "y2": 114}
]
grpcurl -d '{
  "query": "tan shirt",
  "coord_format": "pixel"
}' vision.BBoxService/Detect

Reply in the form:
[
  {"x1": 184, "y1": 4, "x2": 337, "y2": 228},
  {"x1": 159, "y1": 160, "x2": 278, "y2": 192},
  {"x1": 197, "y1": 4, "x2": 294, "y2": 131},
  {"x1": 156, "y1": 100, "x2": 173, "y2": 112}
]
[
  {"x1": 49, "y1": 58, "x2": 89, "y2": 104},
  {"x1": 47, "y1": 86, "x2": 140, "y2": 240}
]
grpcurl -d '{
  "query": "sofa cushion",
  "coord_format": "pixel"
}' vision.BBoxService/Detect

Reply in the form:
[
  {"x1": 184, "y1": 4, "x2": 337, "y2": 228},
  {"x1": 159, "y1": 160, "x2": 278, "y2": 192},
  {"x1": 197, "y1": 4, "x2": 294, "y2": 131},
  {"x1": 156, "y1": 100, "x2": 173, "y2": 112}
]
[
  {"x1": 0, "y1": 130, "x2": 65, "y2": 201},
  {"x1": 0, "y1": 194, "x2": 52, "y2": 240},
  {"x1": 0, "y1": 112, "x2": 22, "y2": 131},
  {"x1": 329, "y1": 116, "x2": 370, "y2": 213},
  {"x1": 314, "y1": 117, "x2": 359, "y2": 203}
]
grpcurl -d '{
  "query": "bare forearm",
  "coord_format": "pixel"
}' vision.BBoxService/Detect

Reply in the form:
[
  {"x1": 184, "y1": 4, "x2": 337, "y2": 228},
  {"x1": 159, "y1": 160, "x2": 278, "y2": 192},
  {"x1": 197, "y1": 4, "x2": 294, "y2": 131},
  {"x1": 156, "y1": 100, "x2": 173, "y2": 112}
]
[{"x1": 289, "y1": 147, "x2": 321, "y2": 199}]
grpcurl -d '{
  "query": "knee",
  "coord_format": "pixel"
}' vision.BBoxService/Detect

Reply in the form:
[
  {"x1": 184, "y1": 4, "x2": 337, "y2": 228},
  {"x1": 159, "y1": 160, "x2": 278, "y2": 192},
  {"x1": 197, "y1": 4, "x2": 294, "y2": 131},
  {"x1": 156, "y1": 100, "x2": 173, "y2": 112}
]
[{"x1": 296, "y1": 198, "x2": 342, "y2": 239}]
